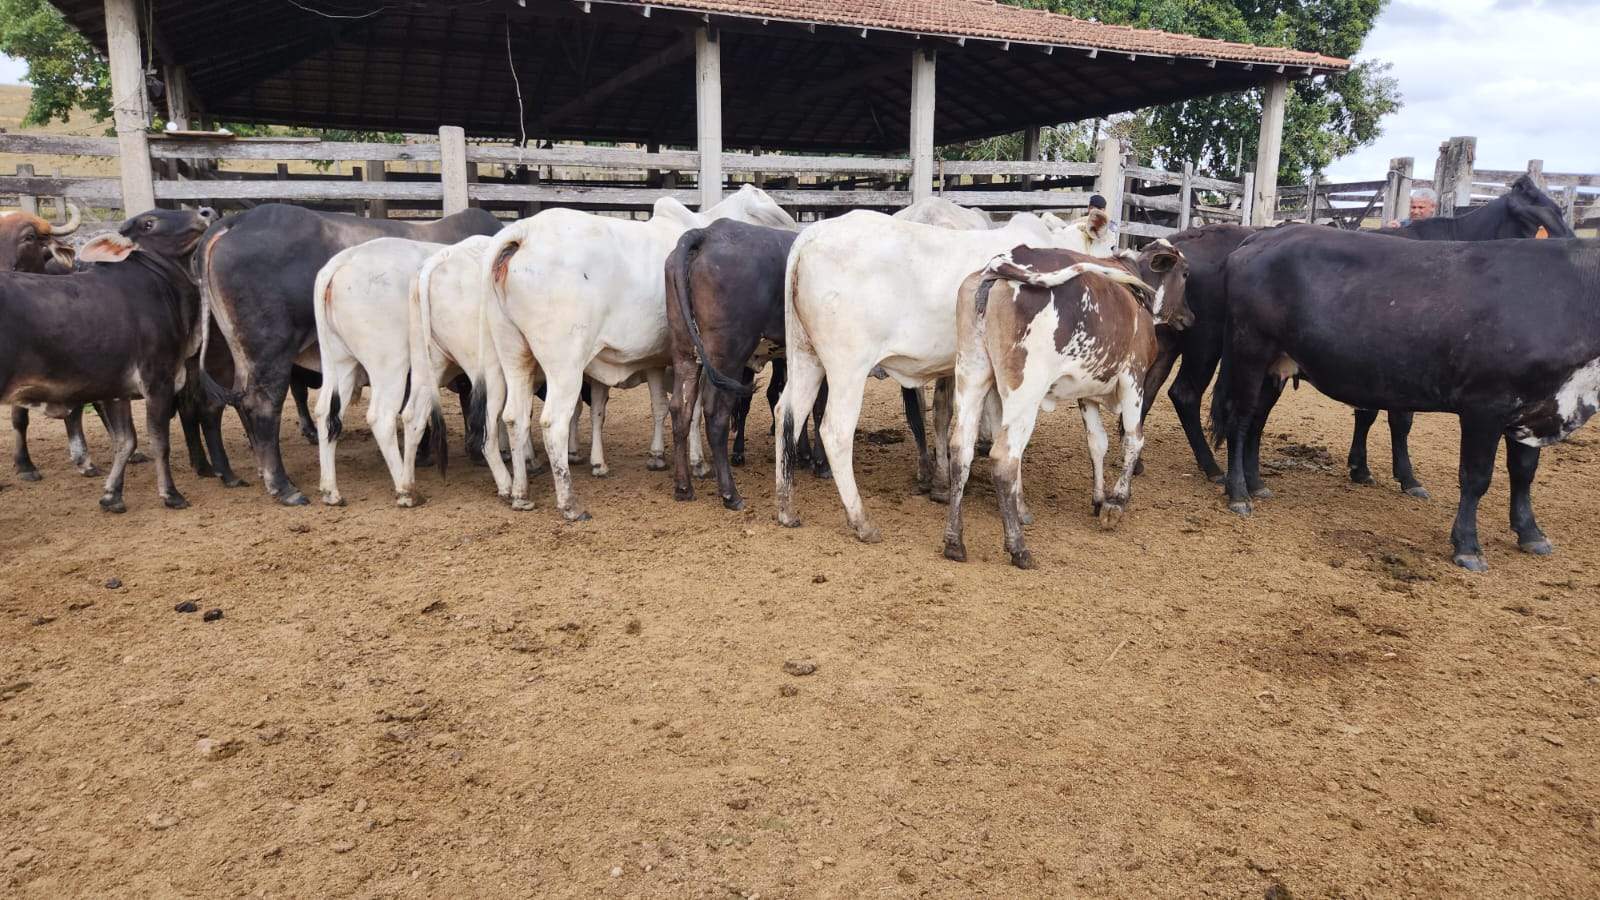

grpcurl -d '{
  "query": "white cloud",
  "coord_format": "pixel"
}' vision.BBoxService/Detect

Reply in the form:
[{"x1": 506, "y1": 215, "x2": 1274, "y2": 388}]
[
  {"x1": 0, "y1": 54, "x2": 26, "y2": 85},
  {"x1": 1325, "y1": 0, "x2": 1600, "y2": 181}
]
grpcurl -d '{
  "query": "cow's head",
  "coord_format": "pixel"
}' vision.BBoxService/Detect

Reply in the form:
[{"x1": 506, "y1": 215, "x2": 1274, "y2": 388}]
[
  {"x1": 1130, "y1": 239, "x2": 1192, "y2": 330},
  {"x1": 0, "y1": 204, "x2": 81, "y2": 273},
  {"x1": 1502, "y1": 175, "x2": 1573, "y2": 239},
  {"x1": 78, "y1": 207, "x2": 217, "y2": 264},
  {"x1": 710, "y1": 184, "x2": 800, "y2": 232}
]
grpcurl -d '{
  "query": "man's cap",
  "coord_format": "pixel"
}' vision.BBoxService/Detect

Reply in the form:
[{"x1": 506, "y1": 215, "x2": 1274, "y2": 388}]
[{"x1": 1088, "y1": 194, "x2": 1108, "y2": 210}]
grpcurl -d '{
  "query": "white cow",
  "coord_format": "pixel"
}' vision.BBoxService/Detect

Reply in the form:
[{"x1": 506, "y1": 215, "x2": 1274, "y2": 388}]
[
  {"x1": 893, "y1": 197, "x2": 995, "y2": 230},
  {"x1": 485, "y1": 184, "x2": 798, "y2": 520},
  {"x1": 774, "y1": 208, "x2": 1115, "y2": 542},
  {"x1": 313, "y1": 238, "x2": 444, "y2": 507}
]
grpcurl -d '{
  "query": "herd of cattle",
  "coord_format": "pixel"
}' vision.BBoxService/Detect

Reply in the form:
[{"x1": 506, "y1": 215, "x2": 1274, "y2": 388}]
[{"x1": 0, "y1": 172, "x2": 1593, "y2": 572}]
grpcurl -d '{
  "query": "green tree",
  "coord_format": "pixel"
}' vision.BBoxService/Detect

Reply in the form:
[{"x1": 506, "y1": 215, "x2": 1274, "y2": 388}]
[
  {"x1": 0, "y1": 0, "x2": 112, "y2": 125},
  {"x1": 1002, "y1": 0, "x2": 1401, "y2": 179}
]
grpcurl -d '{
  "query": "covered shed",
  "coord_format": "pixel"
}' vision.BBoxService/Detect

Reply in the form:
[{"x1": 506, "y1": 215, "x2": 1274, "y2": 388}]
[{"x1": 42, "y1": 0, "x2": 1347, "y2": 221}]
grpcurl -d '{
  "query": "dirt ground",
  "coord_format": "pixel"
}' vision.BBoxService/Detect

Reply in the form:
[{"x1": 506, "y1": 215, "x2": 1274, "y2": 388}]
[{"x1": 1, "y1": 378, "x2": 1597, "y2": 899}]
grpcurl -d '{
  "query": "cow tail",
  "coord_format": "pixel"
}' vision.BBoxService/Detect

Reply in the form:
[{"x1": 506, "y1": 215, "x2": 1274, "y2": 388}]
[
  {"x1": 1208, "y1": 310, "x2": 1234, "y2": 449},
  {"x1": 409, "y1": 251, "x2": 449, "y2": 478},
  {"x1": 327, "y1": 390, "x2": 344, "y2": 443},
  {"x1": 671, "y1": 229, "x2": 753, "y2": 397},
  {"x1": 194, "y1": 221, "x2": 241, "y2": 407}
]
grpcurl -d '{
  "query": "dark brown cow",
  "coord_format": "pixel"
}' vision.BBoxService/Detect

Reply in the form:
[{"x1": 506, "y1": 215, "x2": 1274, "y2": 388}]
[
  {"x1": 944, "y1": 241, "x2": 1191, "y2": 568},
  {"x1": 0, "y1": 205, "x2": 79, "y2": 274}
]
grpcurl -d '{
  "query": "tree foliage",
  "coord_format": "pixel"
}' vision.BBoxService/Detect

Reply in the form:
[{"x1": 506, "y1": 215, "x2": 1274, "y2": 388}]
[
  {"x1": 999, "y1": 0, "x2": 1402, "y2": 178},
  {"x1": 0, "y1": 0, "x2": 112, "y2": 125}
]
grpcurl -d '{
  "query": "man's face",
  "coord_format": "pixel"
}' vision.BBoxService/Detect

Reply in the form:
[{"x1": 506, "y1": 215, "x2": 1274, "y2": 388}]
[{"x1": 1410, "y1": 196, "x2": 1437, "y2": 220}]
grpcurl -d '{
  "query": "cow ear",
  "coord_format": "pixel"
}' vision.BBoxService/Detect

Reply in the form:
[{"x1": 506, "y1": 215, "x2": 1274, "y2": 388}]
[
  {"x1": 78, "y1": 233, "x2": 136, "y2": 263},
  {"x1": 1148, "y1": 249, "x2": 1178, "y2": 273}
]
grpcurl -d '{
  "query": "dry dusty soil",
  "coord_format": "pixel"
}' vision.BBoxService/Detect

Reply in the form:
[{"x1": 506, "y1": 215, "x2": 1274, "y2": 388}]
[{"x1": 1, "y1": 379, "x2": 1597, "y2": 899}]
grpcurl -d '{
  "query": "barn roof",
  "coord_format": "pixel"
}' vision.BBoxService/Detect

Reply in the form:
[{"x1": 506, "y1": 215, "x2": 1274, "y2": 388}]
[{"x1": 48, "y1": 0, "x2": 1348, "y2": 152}]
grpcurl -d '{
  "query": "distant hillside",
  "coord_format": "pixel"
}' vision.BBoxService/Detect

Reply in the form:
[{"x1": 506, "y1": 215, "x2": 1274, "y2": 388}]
[{"x1": 0, "y1": 83, "x2": 123, "y2": 178}]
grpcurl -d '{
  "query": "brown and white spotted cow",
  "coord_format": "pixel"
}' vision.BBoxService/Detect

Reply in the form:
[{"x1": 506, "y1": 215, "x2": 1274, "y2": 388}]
[{"x1": 943, "y1": 240, "x2": 1192, "y2": 569}]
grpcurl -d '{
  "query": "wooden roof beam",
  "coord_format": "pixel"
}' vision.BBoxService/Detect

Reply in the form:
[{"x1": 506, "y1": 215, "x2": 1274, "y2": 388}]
[{"x1": 536, "y1": 32, "x2": 696, "y2": 129}]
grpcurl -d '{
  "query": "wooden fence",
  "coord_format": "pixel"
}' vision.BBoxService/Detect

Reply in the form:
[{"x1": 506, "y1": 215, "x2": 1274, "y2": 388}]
[{"x1": 0, "y1": 127, "x2": 1252, "y2": 239}]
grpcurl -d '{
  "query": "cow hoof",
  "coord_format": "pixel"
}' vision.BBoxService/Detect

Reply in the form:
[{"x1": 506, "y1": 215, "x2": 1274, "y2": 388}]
[
  {"x1": 190, "y1": 464, "x2": 212, "y2": 479},
  {"x1": 730, "y1": 451, "x2": 746, "y2": 467},
  {"x1": 99, "y1": 495, "x2": 126, "y2": 514},
  {"x1": 321, "y1": 491, "x2": 345, "y2": 507},
  {"x1": 1133, "y1": 458, "x2": 1146, "y2": 476},
  {"x1": 1519, "y1": 538, "x2": 1554, "y2": 556},
  {"x1": 1227, "y1": 500, "x2": 1253, "y2": 517},
  {"x1": 674, "y1": 486, "x2": 694, "y2": 502},
  {"x1": 128, "y1": 450, "x2": 150, "y2": 464},
  {"x1": 591, "y1": 464, "x2": 609, "y2": 478},
  {"x1": 854, "y1": 525, "x2": 882, "y2": 544},
  {"x1": 278, "y1": 491, "x2": 309, "y2": 507},
  {"x1": 562, "y1": 508, "x2": 592, "y2": 523},
  {"x1": 943, "y1": 540, "x2": 967, "y2": 563},
  {"x1": 692, "y1": 462, "x2": 712, "y2": 479},
  {"x1": 645, "y1": 455, "x2": 668, "y2": 472},
  {"x1": 1404, "y1": 485, "x2": 1432, "y2": 500},
  {"x1": 1453, "y1": 553, "x2": 1489, "y2": 573},
  {"x1": 1206, "y1": 470, "x2": 1226, "y2": 484},
  {"x1": 163, "y1": 493, "x2": 190, "y2": 510},
  {"x1": 929, "y1": 489, "x2": 949, "y2": 505},
  {"x1": 510, "y1": 497, "x2": 536, "y2": 512},
  {"x1": 778, "y1": 512, "x2": 802, "y2": 529},
  {"x1": 395, "y1": 492, "x2": 424, "y2": 508},
  {"x1": 812, "y1": 464, "x2": 833, "y2": 480},
  {"x1": 1098, "y1": 503, "x2": 1125, "y2": 530},
  {"x1": 1349, "y1": 468, "x2": 1375, "y2": 486},
  {"x1": 1010, "y1": 549, "x2": 1035, "y2": 570},
  {"x1": 17, "y1": 470, "x2": 42, "y2": 483},
  {"x1": 722, "y1": 496, "x2": 746, "y2": 512},
  {"x1": 1250, "y1": 486, "x2": 1273, "y2": 500},
  {"x1": 221, "y1": 475, "x2": 248, "y2": 488},
  {"x1": 567, "y1": 450, "x2": 582, "y2": 463}
]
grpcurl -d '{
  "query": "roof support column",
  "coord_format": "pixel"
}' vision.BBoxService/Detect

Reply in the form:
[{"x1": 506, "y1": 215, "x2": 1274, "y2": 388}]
[
  {"x1": 439, "y1": 125, "x2": 469, "y2": 214},
  {"x1": 105, "y1": 0, "x2": 155, "y2": 213},
  {"x1": 1251, "y1": 76, "x2": 1288, "y2": 226},
  {"x1": 1021, "y1": 126, "x2": 1041, "y2": 191},
  {"x1": 695, "y1": 27, "x2": 723, "y2": 211},
  {"x1": 909, "y1": 49, "x2": 936, "y2": 203}
]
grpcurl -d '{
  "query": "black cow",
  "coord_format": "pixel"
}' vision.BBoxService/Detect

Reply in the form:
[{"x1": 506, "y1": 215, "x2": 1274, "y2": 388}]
[
  {"x1": 1212, "y1": 228, "x2": 1600, "y2": 571},
  {"x1": 195, "y1": 204, "x2": 501, "y2": 505},
  {"x1": 664, "y1": 219, "x2": 929, "y2": 511},
  {"x1": 1144, "y1": 175, "x2": 1574, "y2": 490},
  {"x1": 0, "y1": 207, "x2": 216, "y2": 511}
]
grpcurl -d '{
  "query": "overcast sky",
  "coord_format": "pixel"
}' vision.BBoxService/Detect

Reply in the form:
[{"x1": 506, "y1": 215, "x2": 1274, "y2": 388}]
[{"x1": 3, "y1": 0, "x2": 1596, "y2": 182}]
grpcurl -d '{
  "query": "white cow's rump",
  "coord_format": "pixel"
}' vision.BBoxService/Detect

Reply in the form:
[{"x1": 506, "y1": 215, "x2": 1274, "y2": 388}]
[
  {"x1": 774, "y1": 209, "x2": 1110, "y2": 542},
  {"x1": 313, "y1": 237, "x2": 444, "y2": 507},
  {"x1": 486, "y1": 184, "x2": 797, "y2": 520}
]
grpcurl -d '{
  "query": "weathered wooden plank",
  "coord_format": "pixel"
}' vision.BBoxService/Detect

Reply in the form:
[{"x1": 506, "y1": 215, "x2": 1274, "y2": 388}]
[
  {"x1": 1121, "y1": 221, "x2": 1177, "y2": 239},
  {"x1": 155, "y1": 180, "x2": 444, "y2": 201},
  {"x1": 0, "y1": 133, "x2": 122, "y2": 157},
  {"x1": 1126, "y1": 192, "x2": 1181, "y2": 213},
  {"x1": 942, "y1": 190, "x2": 1094, "y2": 208},
  {"x1": 1190, "y1": 174, "x2": 1245, "y2": 193},
  {"x1": 1252, "y1": 76, "x2": 1288, "y2": 226},
  {"x1": 439, "y1": 126, "x2": 469, "y2": 214},
  {"x1": 1177, "y1": 163, "x2": 1194, "y2": 231},
  {"x1": 1, "y1": 175, "x2": 123, "y2": 203},
  {"x1": 941, "y1": 159, "x2": 1098, "y2": 177},
  {"x1": 105, "y1": 0, "x2": 154, "y2": 212},
  {"x1": 149, "y1": 138, "x2": 440, "y2": 162},
  {"x1": 1095, "y1": 138, "x2": 1123, "y2": 221},
  {"x1": 720, "y1": 154, "x2": 910, "y2": 175},
  {"x1": 468, "y1": 145, "x2": 699, "y2": 169},
  {"x1": 1125, "y1": 165, "x2": 1183, "y2": 188},
  {"x1": 909, "y1": 49, "x2": 936, "y2": 203},
  {"x1": 1474, "y1": 169, "x2": 1600, "y2": 188},
  {"x1": 469, "y1": 183, "x2": 699, "y2": 206}
]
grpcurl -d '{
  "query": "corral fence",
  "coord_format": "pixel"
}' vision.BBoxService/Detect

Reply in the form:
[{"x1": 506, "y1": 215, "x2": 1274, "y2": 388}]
[
  {"x1": 0, "y1": 127, "x2": 1253, "y2": 240},
  {"x1": 1272, "y1": 136, "x2": 1599, "y2": 230}
]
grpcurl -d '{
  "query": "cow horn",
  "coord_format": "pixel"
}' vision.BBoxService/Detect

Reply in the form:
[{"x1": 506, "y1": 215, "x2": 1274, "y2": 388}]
[{"x1": 51, "y1": 202, "x2": 81, "y2": 236}]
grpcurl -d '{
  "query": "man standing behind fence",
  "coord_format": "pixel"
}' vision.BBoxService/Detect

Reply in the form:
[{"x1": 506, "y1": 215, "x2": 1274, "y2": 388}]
[{"x1": 1387, "y1": 187, "x2": 1437, "y2": 228}]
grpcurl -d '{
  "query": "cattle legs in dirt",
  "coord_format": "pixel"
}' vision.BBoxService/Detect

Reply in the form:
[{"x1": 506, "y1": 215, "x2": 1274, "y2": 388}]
[
  {"x1": 1348, "y1": 408, "x2": 1429, "y2": 498},
  {"x1": 11, "y1": 405, "x2": 101, "y2": 480},
  {"x1": 1446, "y1": 421, "x2": 1552, "y2": 572}
]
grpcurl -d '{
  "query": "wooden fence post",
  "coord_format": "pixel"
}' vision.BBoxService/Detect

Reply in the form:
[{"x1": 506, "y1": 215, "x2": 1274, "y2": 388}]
[
  {"x1": 1382, "y1": 157, "x2": 1413, "y2": 225},
  {"x1": 15, "y1": 164, "x2": 38, "y2": 215},
  {"x1": 439, "y1": 125, "x2": 469, "y2": 214},
  {"x1": 1094, "y1": 137, "x2": 1123, "y2": 225},
  {"x1": 1021, "y1": 125, "x2": 1041, "y2": 191},
  {"x1": 1177, "y1": 162, "x2": 1193, "y2": 231},
  {"x1": 1251, "y1": 76, "x2": 1289, "y2": 226},
  {"x1": 1305, "y1": 173, "x2": 1319, "y2": 223},
  {"x1": 695, "y1": 28, "x2": 723, "y2": 211},
  {"x1": 1239, "y1": 172, "x2": 1255, "y2": 227},
  {"x1": 1434, "y1": 136, "x2": 1476, "y2": 216},
  {"x1": 1526, "y1": 159, "x2": 1547, "y2": 192},
  {"x1": 104, "y1": 0, "x2": 155, "y2": 213},
  {"x1": 1566, "y1": 185, "x2": 1581, "y2": 230},
  {"x1": 366, "y1": 160, "x2": 388, "y2": 219},
  {"x1": 909, "y1": 48, "x2": 937, "y2": 203}
]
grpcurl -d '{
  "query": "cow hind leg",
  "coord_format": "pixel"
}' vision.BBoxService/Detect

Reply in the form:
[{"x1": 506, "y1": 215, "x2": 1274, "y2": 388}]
[
  {"x1": 1080, "y1": 401, "x2": 1111, "y2": 517},
  {"x1": 12, "y1": 406, "x2": 41, "y2": 481},
  {"x1": 816, "y1": 369, "x2": 878, "y2": 543},
  {"x1": 315, "y1": 364, "x2": 361, "y2": 507},
  {"x1": 61, "y1": 406, "x2": 101, "y2": 477},
  {"x1": 705, "y1": 384, "x2": 743, "y2": 510},
  {"x1": 1389, "y1": 411, "x2": 1429, "y2": 498},
  {"x1": 730, "y1": 367, "x2": 755, "y2": 466},
  {"x1": 97, "y1": 400, "x2": 137, "y2": 513},
  {"x1": 1101, "y1": 375, "x2": 1146, "y2": 529},
  {"x1": 242, "y1": 373, "x2": 307, "y2": 505},
  {"x1": 773, "y1": 352, "x2": 824, "y2": 528},
  {"x1": 539, "y1": 371, "x2": 589, "y2": 521},
  {"x1": 929, "y1": 380, "x2": 953, "y2": 503},
  {"x1": 366, "y1": 375, "x2": 416, "y2": 507},
  {"x1": 1168, "y1": 360, "x2": 1223, "y2": 482},
  {"x1": 291, "y1": 374, "x2": 317, "y2": 445},
  {"x1": 176, "y1": 393, "x2": 212, "y2": 479},
  {"x1": 645, "y1": 369, "x2": 670, "y2": 471},
  {"x1": 588, "y1": 382, "x2": 611, "y2": 478},
  {"x1": 992, "y1": 400, "x2": 1043, "y2": 570},
  {"x1": 1244, "y1": 377, "x2": 1285, "y2": 500},
  {"x1": 1449, "y1": 416, "x2": 1502, "y2": 571},
  {"x1": 942, "y1": 364, "x2": 994, "y2": 564},
  {"x1": 201, "y1": 400, "x2": 247, "y2": 487},
  {"x1": 503, "y1": 366, "x2": 539, "y2": 511},
  {"x1": 142, "y1": 379, "x2": 187, "y2": 509},
  {"x1": 690, "y1": 384, "x2": 709, "y2": 478},
  {"x1": 1348, "y1": 408, "x2": 1379, "y2": 485},
  {"x1": 904, "y1": 385, "x2": 932, "y2": 495},
  {"x1": 668, "y1": 363, "x2": 701, "y2": 501},
  {"x1": 1505, "y1": 436, "x2": 1551, "y2": 556},
  {"x1": 1132, "y1": 340, "x2": 1180, "y2": 477}
]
